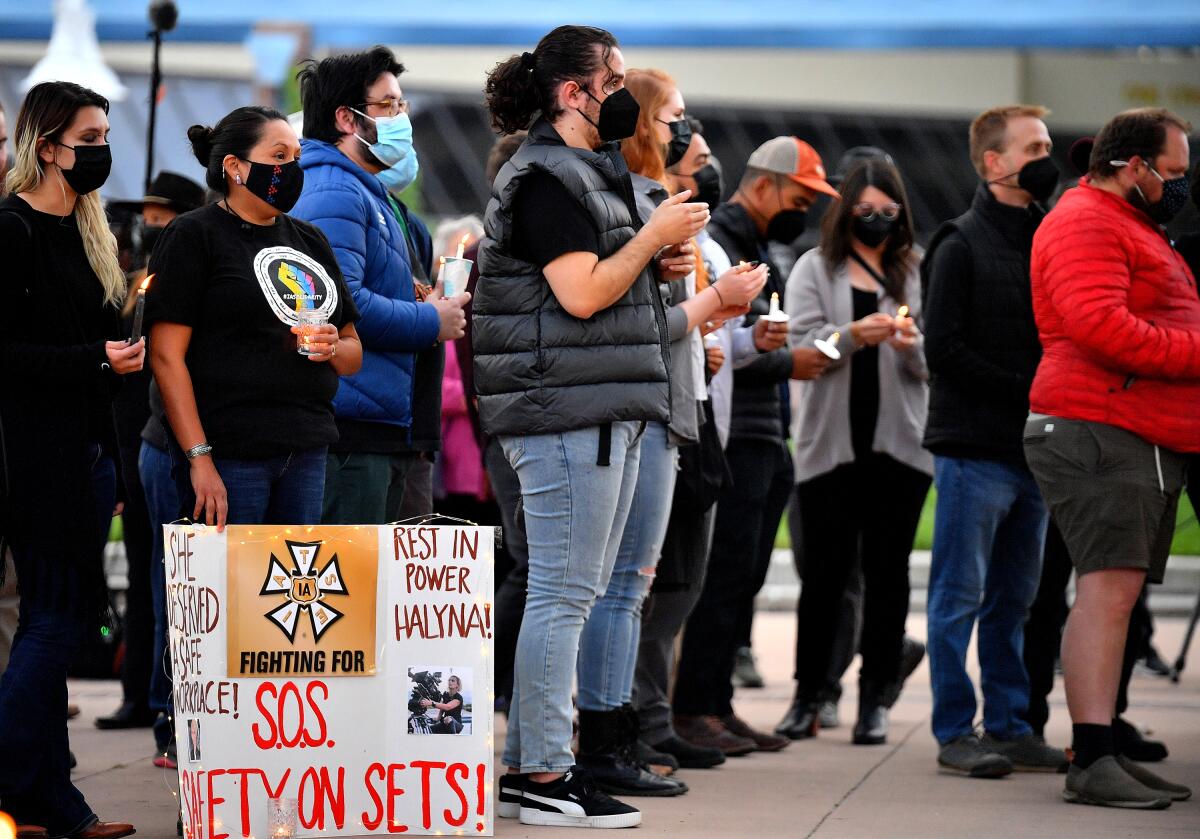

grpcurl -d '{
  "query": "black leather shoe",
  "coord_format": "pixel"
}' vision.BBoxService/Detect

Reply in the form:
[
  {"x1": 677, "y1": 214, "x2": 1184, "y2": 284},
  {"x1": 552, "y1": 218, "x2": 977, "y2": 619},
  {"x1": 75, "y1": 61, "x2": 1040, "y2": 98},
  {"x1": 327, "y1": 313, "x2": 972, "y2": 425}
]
[
  {"x1": 852, "y1": 681, "x2": 888, "y2": 745},
  {"x1": 774, "y1": 692, "x2": 820, "y2": 740},
  {"x1": 651, "y1": 734, "x2": 725, "y2": 769},
  {"x1": 95, "y1": 702, "x2": 156, "y2": 730},
  {"x1": 880, "y1": 636, "x2": 926, "y2": 709},
  {"x1": 578, "y1": 709, "x2": 687, "y2": 797},
  {"x1": 1114, "y1": 716, "x2": 1168, "y2": 762}
]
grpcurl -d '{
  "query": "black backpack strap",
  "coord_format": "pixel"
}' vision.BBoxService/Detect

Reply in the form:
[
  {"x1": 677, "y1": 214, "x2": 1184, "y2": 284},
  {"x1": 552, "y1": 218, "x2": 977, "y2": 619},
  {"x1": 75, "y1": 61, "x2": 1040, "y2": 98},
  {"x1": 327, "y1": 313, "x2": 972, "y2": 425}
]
[{"x1": 596, "y1": 423, "x2": 612, "y2": 467}]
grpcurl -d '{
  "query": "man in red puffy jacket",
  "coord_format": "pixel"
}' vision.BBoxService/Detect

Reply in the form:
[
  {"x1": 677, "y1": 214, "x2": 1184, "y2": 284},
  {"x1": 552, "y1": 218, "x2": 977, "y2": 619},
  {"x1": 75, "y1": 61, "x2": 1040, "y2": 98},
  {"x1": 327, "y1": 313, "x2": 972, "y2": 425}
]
[{"x1": 1025, "y1": 108, "x2": 1197, "y2": 810}]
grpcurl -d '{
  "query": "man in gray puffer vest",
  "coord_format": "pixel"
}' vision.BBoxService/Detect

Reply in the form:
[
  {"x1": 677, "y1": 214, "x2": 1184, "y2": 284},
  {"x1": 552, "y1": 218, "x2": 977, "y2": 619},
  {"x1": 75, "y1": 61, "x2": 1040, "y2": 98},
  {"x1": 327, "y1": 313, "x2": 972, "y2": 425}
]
[{"x1": 472, "y1": 25, "x2": 710, "y2": 830}]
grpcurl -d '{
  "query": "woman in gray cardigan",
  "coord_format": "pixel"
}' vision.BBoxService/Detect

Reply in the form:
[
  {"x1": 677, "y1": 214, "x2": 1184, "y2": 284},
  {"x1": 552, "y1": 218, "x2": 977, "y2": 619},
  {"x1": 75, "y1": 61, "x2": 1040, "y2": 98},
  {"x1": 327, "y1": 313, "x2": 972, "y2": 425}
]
[{"x1": 775, "y1": 159, "x2": 933, "y2": 748}]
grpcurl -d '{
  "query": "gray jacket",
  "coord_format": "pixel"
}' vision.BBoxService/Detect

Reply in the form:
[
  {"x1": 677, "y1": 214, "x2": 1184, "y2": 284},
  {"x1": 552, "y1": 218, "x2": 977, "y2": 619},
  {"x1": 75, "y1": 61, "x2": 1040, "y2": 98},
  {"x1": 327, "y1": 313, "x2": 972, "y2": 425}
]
[
  {"x1": 631, "y1": 173, "x2": 703, "y2": 445},
  {"x1": 784, "y1": 248, "x2": 932, "y2": 483}
]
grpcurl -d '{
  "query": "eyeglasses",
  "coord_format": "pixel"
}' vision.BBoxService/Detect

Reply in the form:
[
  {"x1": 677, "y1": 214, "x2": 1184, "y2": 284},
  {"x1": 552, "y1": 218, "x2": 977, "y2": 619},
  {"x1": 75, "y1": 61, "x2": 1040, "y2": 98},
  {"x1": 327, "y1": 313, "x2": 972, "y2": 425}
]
[
  {"x1": 358, "y1": 97, "x2": 408, "y2": 116},
  {"x1": 852, "y1": 202, "x2": 902, "y2": 222}
]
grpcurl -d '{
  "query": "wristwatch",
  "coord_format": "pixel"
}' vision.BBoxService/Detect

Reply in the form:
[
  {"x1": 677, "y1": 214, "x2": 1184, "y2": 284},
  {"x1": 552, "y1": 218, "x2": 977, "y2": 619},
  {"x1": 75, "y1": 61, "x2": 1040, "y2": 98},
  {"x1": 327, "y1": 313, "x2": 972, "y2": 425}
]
[{"x1": 185, "y1": 443, "x2": 213, "y2": 460}]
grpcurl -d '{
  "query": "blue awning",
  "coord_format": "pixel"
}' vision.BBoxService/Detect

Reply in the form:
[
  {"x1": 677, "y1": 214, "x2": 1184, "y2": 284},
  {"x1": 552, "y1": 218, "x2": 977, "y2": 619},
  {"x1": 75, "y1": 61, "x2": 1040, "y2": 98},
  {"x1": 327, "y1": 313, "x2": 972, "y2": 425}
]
[{"x1": 1, "y1": 1, "x2": 1199, "y2": 49}]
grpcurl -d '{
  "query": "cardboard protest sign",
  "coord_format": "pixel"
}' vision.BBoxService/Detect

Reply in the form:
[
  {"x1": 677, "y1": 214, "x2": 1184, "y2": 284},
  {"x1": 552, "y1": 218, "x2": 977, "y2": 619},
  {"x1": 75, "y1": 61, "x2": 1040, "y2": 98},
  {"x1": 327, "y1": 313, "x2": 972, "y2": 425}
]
[{"x1": 166, "y1": 524, "x2": 495, "y2": 837}]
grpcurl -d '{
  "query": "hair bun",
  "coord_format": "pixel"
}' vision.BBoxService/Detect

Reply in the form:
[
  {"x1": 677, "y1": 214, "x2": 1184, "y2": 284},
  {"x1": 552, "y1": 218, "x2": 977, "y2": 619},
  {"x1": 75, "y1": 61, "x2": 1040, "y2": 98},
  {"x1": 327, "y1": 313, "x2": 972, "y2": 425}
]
[{"x1": 186, "y1": 124, "x2": 216, "y2": 166}]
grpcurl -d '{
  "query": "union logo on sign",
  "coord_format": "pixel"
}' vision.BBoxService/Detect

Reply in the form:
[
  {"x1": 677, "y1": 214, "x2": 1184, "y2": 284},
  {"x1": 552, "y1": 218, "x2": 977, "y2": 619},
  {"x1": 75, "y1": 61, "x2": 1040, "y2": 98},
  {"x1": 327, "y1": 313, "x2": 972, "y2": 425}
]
[{"x1": 259, "y1": 540, "x2": 349, "y2": 642}]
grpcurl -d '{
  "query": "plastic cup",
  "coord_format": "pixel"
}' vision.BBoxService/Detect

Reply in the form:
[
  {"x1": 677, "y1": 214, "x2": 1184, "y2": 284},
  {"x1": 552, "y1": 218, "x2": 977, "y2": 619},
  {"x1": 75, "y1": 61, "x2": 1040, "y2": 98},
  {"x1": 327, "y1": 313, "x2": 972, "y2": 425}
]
[
  {"x1": 296, "y1": 309, "x2": 328, "y2": 356},
  {"x1": 440, "y1": 257, "x2": 473, "y2": 298}
]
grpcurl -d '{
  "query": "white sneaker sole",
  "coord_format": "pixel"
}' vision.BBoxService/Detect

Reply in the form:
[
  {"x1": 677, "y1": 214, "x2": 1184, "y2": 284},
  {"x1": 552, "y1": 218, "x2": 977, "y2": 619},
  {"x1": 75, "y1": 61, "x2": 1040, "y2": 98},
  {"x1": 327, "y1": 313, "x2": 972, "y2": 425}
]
[
  {"x1": 519, "y1": 806, "x2": 642, "y2": 829},
  {"x1": 497, "y1": 799, "x2": 521, "y2": 819}
]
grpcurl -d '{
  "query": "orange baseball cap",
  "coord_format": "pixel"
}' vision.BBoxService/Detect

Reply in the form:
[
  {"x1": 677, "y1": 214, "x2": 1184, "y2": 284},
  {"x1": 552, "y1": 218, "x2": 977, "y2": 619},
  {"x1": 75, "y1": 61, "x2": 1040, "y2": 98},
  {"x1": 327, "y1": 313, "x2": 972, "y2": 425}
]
[{"x1": 746, "y1": 136, "x2": 840, "y2": 198}]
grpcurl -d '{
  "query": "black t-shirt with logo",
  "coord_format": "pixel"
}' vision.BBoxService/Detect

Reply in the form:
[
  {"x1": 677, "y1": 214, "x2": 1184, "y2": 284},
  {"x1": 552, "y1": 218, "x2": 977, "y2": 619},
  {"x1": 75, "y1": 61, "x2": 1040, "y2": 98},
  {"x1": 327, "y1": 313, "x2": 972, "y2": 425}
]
[
  {"x1": 145, "y1": 203, "x2": 359, "y2": 459},
  {"x1": 440, "y1": 691, "x2": 464, "y2": 722}
]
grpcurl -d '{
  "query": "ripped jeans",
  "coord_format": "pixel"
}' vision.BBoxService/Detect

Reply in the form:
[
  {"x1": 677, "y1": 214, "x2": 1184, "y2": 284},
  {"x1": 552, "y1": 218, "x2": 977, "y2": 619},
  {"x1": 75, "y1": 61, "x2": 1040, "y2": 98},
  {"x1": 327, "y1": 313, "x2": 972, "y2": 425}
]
[{"x1": 577, "y1": 420, "x2": 678, "y2": 711}]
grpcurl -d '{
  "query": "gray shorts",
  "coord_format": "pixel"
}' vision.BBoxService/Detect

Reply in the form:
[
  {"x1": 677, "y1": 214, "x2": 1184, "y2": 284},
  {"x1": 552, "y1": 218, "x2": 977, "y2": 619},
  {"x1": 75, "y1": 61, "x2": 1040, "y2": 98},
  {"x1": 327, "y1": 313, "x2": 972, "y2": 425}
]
[{"x1": 1023, "y1": 415, "x2": 1187, "y2": 584}]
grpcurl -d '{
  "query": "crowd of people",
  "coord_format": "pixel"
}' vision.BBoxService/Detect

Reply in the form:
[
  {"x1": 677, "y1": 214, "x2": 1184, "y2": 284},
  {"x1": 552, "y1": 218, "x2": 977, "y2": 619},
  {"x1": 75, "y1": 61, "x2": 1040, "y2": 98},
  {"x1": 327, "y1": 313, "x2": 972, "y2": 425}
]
[{"x1": 0, "y1": 20, "x2": 1198, "y2": 836}]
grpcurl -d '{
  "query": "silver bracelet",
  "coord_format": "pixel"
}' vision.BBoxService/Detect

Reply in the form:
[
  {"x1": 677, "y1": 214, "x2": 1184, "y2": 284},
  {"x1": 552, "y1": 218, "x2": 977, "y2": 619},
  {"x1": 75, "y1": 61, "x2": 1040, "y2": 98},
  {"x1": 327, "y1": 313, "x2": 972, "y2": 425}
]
[{"x1": 185, "y1": 443, "x2": 213, "y2": 460}]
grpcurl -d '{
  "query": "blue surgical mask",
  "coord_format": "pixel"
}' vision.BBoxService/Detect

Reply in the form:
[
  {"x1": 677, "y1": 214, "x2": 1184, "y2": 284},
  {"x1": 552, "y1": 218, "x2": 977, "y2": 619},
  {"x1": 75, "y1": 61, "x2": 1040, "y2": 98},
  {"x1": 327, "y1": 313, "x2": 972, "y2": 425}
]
[
  {"x1": 351, "y1": 108, "x2": 417, "y2": 168},
  {"x1": 377, "y1": 153, "x2": 420, "y2": 196},
  {"x1": 351, "y1": 108, "x2": 420, "y2": 195}
]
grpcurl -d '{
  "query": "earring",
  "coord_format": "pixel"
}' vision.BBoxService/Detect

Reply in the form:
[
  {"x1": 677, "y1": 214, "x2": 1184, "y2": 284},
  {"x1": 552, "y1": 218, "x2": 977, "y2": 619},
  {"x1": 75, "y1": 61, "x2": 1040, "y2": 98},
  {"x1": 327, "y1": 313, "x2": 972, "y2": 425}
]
[{"x1": 235, "y1": 173, "x2": 243, "y2": 185}]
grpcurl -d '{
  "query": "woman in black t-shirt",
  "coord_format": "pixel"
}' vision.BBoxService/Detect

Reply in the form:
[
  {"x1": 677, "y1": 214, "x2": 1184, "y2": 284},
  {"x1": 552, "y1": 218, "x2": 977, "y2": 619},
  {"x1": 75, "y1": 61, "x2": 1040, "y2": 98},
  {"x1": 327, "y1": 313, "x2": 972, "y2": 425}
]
[
  {"x1": 147, "y1": 107, "x2": 361, "y2": 529},
  {"x1": 423, "y1": 674, "x2": 465, "y2": 734}
]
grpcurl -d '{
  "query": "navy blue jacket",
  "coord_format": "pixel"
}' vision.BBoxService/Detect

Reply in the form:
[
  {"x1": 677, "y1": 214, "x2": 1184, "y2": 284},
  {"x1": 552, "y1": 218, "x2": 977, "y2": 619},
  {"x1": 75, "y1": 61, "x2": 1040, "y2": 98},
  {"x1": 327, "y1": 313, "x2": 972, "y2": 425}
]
[{"x1": 292, "y1": 139, "x2": 439, "y2": 430}]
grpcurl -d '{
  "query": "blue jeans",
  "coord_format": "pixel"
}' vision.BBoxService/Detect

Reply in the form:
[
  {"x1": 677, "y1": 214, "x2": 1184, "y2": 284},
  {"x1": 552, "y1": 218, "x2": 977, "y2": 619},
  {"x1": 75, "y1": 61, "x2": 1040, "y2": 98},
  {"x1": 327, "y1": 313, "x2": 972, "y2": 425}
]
[
  {"x1": 141, "y1": 439, "x2": 180, "y2": 751},
  {"x1": 0, "y1": 446, "x2": 113, "y2": 834},
  {"x1": 500, "y1": 422, "x2": 643, "y2": 773},
  {"x1": 578, "y1": 421, "x2": 677, "y2": 711},
  {"x1": 171, "y1": 446, "x2": 328, "y2": 525},
  {"x1": 927, "y1": 455, "x2": 1048, "y2": 744}
]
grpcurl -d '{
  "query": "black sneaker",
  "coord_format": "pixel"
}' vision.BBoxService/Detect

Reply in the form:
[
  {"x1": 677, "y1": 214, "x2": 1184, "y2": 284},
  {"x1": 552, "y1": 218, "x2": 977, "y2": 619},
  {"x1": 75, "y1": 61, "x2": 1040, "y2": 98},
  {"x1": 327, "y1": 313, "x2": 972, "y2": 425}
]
[
  {"x1": 498, "y1": 774, "x2": 523, "y2": 819},
  {"x1": 520, "y1": 766, "x2": 642, "y2": 829},
  {"x1": 732, "y1": 646, "x2": 765, "y2": 689},
  {"x1": 1138, "y1": 646, "x2": 1171, "y2": 678}
]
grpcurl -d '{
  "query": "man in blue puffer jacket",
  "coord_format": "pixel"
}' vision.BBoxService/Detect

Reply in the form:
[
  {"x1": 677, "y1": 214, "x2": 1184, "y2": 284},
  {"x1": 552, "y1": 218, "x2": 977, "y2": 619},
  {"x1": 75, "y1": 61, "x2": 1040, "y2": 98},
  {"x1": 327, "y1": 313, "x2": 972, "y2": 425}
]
[{"x1": 292, "y1": 46, "x2": 468, "y2": 523}]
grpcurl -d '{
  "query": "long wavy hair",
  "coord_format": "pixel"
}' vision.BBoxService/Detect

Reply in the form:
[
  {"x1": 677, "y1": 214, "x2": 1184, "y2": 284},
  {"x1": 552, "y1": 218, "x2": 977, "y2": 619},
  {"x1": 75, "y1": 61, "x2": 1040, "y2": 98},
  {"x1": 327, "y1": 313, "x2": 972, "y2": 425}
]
[
  {"x1": 819, "y1": 158, "x2": 916, "y2": 304},
  {"x1": 6, "y1": 81, "x2": 125, "y2": 306},
  {"x1": 621, "y1": 68, "x2": 676, "y2": 186}
]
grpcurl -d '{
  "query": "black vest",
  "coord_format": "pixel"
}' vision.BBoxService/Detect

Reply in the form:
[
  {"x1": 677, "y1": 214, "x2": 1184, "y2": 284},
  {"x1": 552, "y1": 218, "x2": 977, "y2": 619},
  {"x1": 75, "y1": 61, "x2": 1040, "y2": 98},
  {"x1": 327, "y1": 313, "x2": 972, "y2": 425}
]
[
  {"x1": 921, "y1": 184, "x2": 1043, "y2": 460},
  {"x1": 472, "y1": 121, "x2": 670, "y2": 437}
]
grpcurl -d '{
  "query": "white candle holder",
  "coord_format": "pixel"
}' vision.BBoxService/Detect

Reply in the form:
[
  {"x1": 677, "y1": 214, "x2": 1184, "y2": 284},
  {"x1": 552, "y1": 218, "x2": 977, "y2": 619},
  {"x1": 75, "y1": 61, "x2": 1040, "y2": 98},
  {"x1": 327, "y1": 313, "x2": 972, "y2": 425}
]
[
  {"x1": 762, "y1": 291, "x2": 788, "y2": 323},
  {"x1": 814, "y1": 331, "x2": 842, "y2": 360},
  {"x1": 267, "y1": 797, "x2": 298, "y2": 838}
]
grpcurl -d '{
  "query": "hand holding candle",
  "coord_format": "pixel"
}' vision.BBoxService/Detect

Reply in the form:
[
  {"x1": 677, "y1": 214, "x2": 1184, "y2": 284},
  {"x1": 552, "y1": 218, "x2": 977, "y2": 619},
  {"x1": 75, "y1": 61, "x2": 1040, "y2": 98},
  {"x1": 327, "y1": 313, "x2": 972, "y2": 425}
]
[
  {"x1": 888, "y1": 303, "x2": 919, "y2": 351},
  {"x1": 129, "y1": 274, "x2": 153, "y2": 344}
]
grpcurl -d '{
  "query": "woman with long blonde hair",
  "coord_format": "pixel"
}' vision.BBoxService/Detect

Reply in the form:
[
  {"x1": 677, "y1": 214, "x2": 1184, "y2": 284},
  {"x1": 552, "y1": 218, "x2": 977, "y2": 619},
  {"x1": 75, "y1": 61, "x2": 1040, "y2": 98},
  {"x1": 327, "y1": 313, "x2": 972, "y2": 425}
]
[{"x1": 0, "y1": 81, "x2": 140, "y2": 839}]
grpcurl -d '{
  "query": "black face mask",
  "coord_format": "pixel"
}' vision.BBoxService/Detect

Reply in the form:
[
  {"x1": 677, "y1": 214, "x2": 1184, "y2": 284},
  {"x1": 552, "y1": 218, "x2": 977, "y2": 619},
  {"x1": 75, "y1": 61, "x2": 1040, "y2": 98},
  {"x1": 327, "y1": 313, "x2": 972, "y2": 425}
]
[
  {"x1": 852, "y1": 216, "x2": 896, "y2": 248},
  {"x1": 1127, "y1": 168, "x2": 1191, "y2": 225},
  {"x1": 57, "y1": 142, "x2": 111, "y2": 195},
  {"x1": 657, "y1": 118, "x2": 692, "y2": 168},
  {"x1": 141, "y1": 224, "x2": 165, "y2": 258},
  {"x1": 691, "y1": 163, "x2": 723, "y2": 208},
  {"x1": 1016, "y1": 156, "x2": 1060, "y2": 204},
  {"x1": 581, "y1": 87, "x2": 641, "y2": 144},
  {"x1": 239, "y1": 159, "x2": 304, "y2": 214},
  {"x1": 767, "y1": 208, "x2": 807, "y2": 244}
]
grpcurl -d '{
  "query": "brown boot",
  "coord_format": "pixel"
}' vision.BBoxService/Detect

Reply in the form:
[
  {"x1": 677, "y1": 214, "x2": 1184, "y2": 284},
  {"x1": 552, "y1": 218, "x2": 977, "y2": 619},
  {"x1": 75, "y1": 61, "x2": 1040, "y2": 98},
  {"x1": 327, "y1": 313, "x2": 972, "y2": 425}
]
[
  {"x1": 17, "y1": 826, "x2": 49, "y2": 839},
  {"x1": 721, "y1": 713, "x2": 791, "y2": 752},
  {"x1": 673, "y1": 714, "x2": 755, "y2": 756}
]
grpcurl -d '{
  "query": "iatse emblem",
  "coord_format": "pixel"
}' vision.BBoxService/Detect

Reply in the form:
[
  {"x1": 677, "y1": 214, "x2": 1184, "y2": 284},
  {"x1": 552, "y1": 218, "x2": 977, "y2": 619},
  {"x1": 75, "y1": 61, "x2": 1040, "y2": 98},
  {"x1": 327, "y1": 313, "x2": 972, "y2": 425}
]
[{"x1": 260, "y1": 540, "x2": 348, "y2": 642}]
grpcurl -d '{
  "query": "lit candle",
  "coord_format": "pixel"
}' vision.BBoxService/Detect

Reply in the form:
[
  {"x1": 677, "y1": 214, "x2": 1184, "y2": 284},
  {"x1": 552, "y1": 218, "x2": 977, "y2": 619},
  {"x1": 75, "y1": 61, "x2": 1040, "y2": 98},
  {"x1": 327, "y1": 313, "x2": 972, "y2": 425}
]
[
  {"x1": 455, "y1": 233, "x2": 469, "y2": 261},
  {"x1": 896, "y1": 305, "x2": 909, "y2": 319},
  {"x1": 764, "y1": 291, "x2": 789, "y2": 323},
  {"x1": 129, "y1": 274, "x2": 153, "y2": 343}
]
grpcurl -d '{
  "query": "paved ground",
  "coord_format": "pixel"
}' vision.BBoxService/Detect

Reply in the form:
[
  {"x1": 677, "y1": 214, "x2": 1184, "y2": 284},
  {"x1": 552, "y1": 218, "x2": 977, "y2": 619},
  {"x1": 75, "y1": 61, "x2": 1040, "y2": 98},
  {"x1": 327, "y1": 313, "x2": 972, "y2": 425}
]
[{"x1": 63, "y1": 613, "x2": 1200, "y2": 838}]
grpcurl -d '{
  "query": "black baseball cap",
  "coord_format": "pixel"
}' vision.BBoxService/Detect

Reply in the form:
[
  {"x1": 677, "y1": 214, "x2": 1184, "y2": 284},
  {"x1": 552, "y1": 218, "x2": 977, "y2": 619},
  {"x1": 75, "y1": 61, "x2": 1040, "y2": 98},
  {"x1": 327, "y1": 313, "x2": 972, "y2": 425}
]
[{"x1": 143, "y1": 171, "x2": 206, "y2": 214}]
